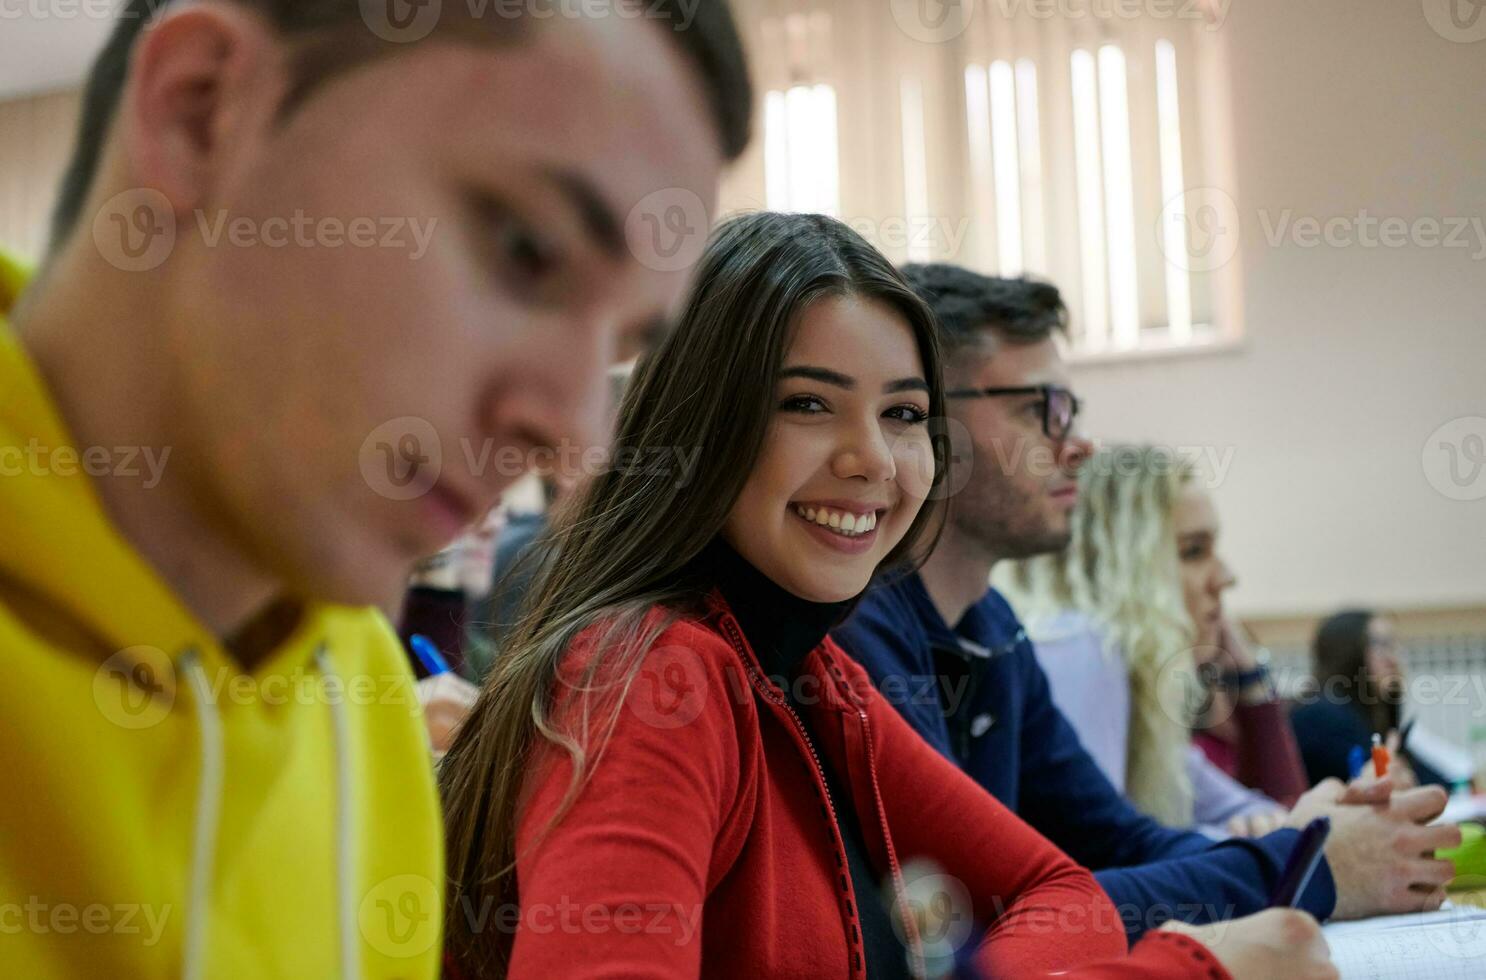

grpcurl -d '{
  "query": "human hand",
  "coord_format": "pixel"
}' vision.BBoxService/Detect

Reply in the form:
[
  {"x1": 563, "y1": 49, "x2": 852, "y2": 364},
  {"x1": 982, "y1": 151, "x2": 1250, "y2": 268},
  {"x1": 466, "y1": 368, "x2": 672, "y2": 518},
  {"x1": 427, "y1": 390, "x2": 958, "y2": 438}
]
[
  {"x1": 1226, "y1": 808, "x2": 1289, "y2": 838},
  {"x1": 417, "y1": 672, "x2": 480, "y2": 754},
  {"x1": 1159, "y1": 908, "x2": 1336, "y2": 980},
  {"x1": 1348, "y1": 731, "x2": 1419, "y2": 790},
  {"x1": 1286, "y1": 777, "x2": 1461, "y2": 919},
  {"x1": 1215, "y1": 618, "x2": 1260, "y2": 673}
]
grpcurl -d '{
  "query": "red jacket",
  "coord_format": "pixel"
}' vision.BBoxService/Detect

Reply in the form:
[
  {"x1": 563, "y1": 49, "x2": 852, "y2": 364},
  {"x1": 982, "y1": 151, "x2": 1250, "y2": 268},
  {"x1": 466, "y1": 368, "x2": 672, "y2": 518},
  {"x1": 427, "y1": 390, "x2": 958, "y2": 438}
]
[
  {"x1": 1195, "y1": 700, "x2": 1309, "y2": 808},
  {"x1": 500, "y1": 594, "x2": 1231, "y2": 979}
]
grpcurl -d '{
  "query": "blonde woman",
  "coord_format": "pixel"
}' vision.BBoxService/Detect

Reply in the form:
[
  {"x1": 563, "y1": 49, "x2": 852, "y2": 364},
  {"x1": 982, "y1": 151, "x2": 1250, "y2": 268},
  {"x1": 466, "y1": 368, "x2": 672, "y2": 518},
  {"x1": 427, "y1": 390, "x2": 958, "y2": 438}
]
[{"x1": 998, "y1": 445, "x2": 1305, "y2": 835}]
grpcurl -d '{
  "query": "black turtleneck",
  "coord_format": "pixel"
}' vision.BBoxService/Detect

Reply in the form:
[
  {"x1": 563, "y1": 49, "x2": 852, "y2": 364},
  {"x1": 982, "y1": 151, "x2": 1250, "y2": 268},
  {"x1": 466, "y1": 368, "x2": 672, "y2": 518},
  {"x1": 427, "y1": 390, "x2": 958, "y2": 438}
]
[{"x1": 694, "y1": 538, "x2": 910, "y2": 980}]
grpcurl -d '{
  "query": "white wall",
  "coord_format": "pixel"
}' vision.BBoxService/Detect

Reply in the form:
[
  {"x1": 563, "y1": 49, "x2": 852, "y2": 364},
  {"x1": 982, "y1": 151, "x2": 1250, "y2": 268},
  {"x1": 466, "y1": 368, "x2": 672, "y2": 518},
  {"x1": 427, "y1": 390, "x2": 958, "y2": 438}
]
[{"x1": 1071, "y1": 0, "x2": 1486, "y2": 617}]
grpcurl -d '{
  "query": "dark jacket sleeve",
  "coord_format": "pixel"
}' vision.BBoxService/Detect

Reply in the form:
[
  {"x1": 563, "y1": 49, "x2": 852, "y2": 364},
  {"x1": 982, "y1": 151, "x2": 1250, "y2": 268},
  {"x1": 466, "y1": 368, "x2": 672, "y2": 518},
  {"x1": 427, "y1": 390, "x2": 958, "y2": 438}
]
[
  {"x1": 837, "y1": 595, "x2": 1336, "y2": 945},
  {"x1": 1013, "y1": 652, "x2": 1337, "y2": 940}
]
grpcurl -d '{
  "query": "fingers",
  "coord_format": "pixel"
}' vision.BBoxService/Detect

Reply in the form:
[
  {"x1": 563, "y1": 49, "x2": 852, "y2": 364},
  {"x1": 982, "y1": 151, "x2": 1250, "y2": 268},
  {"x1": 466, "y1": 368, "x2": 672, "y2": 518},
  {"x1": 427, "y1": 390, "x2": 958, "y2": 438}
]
[
  {"x1": 417, "y1": 673, "x2": 481, "y2": 711},
  {"x1": 1236, "y1": 810, "x2": 1287, "y2": 837},
  {"x1": 1156, "y1": 918, "x2": 1201, "y2": 938},
  {"x1": 1400, "y1": 820, "x2": 1464, "y2": 856},
  {"x1": 1391, "y1": 784, "x2": 1449, "y2": 824},
  {"x1": 1310, "y1": 778, "x2": 1348, "y2": 804},
  {"x1": 1338, "y1": 776, "x2": 1394, "y2": 806},
  {"x1": 1406, "y1": 881, "x2": 1451, "y2": 912},
  {"x1": 1401, "y1": 857, "x2": 1459, "y2": 891},
  {"x1": 1272, "y1": 908, "x2": 1333, "y2": 967}
]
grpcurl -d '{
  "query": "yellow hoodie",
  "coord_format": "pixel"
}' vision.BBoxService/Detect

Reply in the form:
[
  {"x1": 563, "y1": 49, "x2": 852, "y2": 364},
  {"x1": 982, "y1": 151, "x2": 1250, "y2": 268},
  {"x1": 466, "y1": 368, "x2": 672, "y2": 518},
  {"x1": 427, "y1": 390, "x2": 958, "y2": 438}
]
[{"x1": 0, "y1": 253, "x2": 442, "y2": 979}]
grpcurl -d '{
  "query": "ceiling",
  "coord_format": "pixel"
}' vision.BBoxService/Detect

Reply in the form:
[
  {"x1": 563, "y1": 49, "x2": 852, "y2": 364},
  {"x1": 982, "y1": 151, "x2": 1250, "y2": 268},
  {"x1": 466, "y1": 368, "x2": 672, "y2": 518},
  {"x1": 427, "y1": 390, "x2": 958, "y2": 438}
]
[{"x1": 0, "y1": 4, "x2": 120, "y2": 100}]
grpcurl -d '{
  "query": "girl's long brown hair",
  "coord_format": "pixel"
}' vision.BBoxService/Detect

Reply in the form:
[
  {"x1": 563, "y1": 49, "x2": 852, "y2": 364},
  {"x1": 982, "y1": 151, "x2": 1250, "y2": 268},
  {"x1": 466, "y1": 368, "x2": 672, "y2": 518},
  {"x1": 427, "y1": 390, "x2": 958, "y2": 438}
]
[
  {"x1": 439, "y1": 212, "x2": 950, "y2": 975},
  {"x1": 1312, "y1": 609, "x2": 1396, "y2": 735}
]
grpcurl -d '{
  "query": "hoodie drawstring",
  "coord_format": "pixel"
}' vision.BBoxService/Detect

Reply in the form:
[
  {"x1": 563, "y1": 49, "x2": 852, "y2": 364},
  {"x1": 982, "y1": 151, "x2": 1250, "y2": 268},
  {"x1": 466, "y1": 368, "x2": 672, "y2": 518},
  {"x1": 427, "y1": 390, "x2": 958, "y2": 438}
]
[
  {"x1": 179, "y1": 646, "x2": 358, "y2": 980},
  {"x1": 182, "y1": 651, "x2": 222, "y2": 980},
  {"x1": 317, "y1": 645, "x2": 361, "y2": 980}
]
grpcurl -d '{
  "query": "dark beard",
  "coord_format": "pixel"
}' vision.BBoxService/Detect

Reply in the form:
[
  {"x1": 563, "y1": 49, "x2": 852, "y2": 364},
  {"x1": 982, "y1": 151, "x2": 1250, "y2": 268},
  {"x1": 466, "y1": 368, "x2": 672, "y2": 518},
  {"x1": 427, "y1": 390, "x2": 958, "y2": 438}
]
[{"x1": 952, "y1": 483, "x2": 1071, "y2": 561}]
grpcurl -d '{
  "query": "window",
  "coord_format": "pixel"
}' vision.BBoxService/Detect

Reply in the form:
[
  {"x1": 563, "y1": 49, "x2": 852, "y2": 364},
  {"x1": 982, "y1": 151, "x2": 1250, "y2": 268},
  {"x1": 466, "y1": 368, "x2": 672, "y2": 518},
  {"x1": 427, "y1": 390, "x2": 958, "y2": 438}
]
[
  {"x1": 960, "y1": 26, "x2": 1235, "y2": 359},
  {"x1": 733, "y1": 3, "x2": 1237, "y2": 357},
  {"x1": 899, "y1": 77, "x2": 931, "y2": 261},
  {"x1": 764, "y1": 84, "x2": 841, "y2": 216}
]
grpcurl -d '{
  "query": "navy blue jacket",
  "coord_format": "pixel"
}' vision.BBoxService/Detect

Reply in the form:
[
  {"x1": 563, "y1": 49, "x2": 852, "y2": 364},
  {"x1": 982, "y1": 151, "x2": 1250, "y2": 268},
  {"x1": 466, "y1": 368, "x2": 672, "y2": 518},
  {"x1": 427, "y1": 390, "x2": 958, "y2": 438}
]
[{"x1": 832, "y1": 571, "x2": 1336, "y2": 942}]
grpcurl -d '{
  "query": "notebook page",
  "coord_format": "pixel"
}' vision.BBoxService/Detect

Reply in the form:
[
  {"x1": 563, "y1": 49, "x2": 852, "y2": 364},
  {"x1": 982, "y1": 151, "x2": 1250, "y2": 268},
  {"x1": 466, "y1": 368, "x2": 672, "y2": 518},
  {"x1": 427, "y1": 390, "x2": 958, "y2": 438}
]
[{"x1": 1328, "y1": 918, "x2": 1486, "y2": 979}]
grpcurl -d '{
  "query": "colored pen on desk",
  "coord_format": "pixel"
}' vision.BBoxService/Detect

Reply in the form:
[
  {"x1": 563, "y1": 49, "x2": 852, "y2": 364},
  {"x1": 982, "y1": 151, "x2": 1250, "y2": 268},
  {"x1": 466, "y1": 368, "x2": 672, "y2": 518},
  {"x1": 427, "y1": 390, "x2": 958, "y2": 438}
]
[
  {"x1": 410, "y1": 633, "x2": 451, "y2": 677},
  {"x1": 1269, "y1": 816, "x2": 1331, "y2": 907},
  {"x1": 1372, "y1": 732, "x2": 1390, "y2": 779},
  {"x1": 1347, "y1": 745, "x2": 1366, "y2": 780}
]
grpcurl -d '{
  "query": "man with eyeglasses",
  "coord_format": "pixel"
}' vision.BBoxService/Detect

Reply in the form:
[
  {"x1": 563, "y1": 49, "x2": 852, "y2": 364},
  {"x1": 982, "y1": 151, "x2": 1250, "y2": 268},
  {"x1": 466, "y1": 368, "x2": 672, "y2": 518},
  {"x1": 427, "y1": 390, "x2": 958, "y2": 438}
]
[{"x1": 835, "y1": 262, "x2": 1456, "y2": 946}]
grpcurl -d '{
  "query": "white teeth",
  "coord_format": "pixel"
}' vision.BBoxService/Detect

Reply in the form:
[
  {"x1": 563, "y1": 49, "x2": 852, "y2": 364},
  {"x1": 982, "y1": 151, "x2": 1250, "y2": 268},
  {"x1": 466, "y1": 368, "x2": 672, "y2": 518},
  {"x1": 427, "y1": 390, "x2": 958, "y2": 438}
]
[{"x1": 793, "y1": 504, "x2": 879, "y2": 538}]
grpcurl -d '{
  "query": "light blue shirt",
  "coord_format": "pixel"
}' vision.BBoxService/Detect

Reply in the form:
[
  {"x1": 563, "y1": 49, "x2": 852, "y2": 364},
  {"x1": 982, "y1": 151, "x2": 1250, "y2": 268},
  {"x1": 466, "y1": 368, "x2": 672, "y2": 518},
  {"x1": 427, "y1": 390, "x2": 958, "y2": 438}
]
[{"x1": 1029, "y1": 609, "x2": 1281, "y2": 835}]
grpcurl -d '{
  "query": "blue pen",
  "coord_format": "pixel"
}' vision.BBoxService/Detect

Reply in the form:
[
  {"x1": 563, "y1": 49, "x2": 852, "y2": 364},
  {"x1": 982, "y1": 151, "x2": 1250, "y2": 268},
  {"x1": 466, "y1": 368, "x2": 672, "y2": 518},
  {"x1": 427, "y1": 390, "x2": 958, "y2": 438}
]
[
  {"x1": 1269, "y1": 816, "x2": 1331, "y2": 907},
  {"x1": 410, "y1": 633, "x2": 451, "y2": 677},
  {"x1": 1347, "y1": 745, "x2": 1366, "y2": 780}
]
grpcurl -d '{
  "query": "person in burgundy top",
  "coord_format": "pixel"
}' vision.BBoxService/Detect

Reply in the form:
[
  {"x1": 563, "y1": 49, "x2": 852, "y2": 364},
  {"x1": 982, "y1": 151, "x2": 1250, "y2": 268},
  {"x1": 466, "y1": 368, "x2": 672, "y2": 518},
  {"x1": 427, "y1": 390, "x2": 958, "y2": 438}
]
[{"x1": 437, "y1": 212, "x2": 1334, "y2": 979}]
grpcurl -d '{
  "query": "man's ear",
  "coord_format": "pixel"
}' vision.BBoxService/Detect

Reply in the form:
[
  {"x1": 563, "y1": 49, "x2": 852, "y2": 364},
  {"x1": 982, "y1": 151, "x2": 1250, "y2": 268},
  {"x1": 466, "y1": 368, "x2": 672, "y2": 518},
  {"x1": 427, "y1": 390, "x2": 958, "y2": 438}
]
[{"x1": 116, "y1": 5, "x2": 283, "y2": 217}]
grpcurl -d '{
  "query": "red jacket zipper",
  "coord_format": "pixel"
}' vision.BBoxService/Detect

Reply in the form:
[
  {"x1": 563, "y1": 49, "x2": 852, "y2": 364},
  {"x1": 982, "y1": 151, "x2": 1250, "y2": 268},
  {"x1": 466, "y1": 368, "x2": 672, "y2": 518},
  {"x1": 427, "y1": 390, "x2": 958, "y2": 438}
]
[{"x1": 718, "y1": 610, "x2": 924, "y2": 980}]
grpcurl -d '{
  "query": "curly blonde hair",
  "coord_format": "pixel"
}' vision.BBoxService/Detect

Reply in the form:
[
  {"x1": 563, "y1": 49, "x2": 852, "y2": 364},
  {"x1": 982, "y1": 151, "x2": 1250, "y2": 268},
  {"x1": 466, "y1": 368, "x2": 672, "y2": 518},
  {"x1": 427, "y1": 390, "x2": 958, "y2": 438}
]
[{"x1": 997, "y1": 445, "x2": 1201, "y2": 827}]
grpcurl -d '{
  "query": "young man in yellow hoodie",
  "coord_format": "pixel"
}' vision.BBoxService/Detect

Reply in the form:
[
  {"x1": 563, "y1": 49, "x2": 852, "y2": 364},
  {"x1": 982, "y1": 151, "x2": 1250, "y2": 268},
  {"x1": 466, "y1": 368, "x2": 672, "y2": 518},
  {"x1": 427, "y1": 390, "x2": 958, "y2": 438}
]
[{"x1": 0, "y1": 2, "x2": 750, "y2": 977}]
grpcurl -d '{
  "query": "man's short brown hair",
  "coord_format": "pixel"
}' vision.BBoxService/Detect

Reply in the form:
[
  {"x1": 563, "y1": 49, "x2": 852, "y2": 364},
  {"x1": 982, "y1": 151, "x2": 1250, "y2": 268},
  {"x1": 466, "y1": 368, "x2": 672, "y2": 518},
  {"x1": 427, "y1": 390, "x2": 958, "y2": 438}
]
[{"x1": 49, "y1": 0, "x2": 752, "y2": 251}]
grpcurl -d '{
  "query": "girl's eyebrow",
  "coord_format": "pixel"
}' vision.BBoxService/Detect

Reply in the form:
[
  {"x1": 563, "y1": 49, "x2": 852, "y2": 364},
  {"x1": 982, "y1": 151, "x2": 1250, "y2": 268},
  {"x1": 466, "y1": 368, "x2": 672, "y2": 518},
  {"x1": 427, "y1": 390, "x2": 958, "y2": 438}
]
[
  {"x1": 780, "y1": 365, "x2": 928, "y2": 393},
  {"x1": 885, "y1": 377, "x2": 929, "y2": 394}
]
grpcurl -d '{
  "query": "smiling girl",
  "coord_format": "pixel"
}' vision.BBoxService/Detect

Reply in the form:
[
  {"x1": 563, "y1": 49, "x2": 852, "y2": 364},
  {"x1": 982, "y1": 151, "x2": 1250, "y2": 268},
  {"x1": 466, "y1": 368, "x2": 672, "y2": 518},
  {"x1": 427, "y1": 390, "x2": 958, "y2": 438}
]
[{"x1": 438, "y1": 215, "x2": 1263, "y2": 979}]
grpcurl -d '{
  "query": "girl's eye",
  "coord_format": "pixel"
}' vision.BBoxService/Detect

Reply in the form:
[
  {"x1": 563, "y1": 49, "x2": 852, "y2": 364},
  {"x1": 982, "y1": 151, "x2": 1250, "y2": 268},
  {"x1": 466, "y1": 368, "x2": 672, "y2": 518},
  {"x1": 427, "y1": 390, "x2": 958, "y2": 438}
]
[
  {"x1": 884, "y1": 404, "x2": 930, "y2": 425},
  {"x1": 1180, "y1": 546, "x2": 1206, "y2": 562},
  {"x1": 780, "y1": 394, "x2": 827, "y2": 414}
]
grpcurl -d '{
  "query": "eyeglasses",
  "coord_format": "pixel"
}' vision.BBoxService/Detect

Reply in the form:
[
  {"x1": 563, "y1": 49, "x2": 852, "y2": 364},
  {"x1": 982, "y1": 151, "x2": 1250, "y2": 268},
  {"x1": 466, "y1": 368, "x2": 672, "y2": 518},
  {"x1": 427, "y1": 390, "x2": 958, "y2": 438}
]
[{"x1": 945, "y1": 384, "x2": 1083, "y2": 441}]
